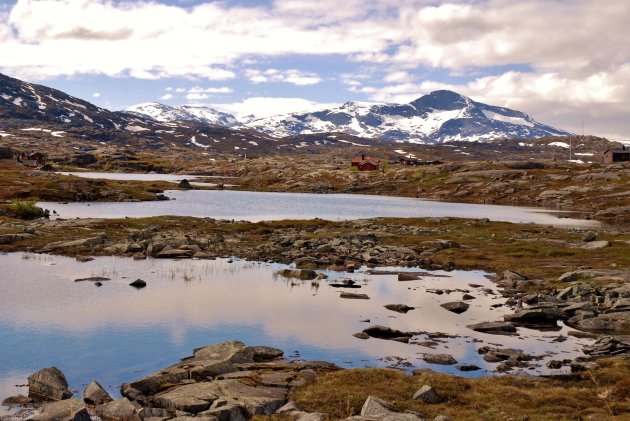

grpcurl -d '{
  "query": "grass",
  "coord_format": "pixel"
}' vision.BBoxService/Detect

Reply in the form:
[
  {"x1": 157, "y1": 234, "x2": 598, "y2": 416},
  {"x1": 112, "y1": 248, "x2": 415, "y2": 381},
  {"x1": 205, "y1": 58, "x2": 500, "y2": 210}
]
[
  {"x1": 6, "y1": 199, "x2": 43, "y2": 219},
  {"x1": 276, "y1": 360, "x2": 630, "y2": 420}
]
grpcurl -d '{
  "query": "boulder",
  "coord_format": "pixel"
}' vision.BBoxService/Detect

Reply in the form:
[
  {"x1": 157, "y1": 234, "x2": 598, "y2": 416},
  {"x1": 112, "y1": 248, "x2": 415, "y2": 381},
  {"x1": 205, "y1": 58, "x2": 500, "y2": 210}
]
[
  {"x1": 279, "y1": 269, "x2": 318, "y2": 280},
  {"x1": 412, "y1": 385, "x2": 442, "y2": 404},
  {"x1": 1, "y1": 394, "x2": 31, "y2": 406},
  {"x1": 384, "y1": 304, "x2": 415, "y2": 313},
  {"x1": 178, "y1": 179, "x2": 192, "y2": 189},
  {"x1": 152, "y1": 382, "x2": 220, "y2": 413},
  {"x1": 440, "y1": 301, "x2": 469, "y2": 314},
  {"x1": 466, "y1": 321, "x2": 517, "y2": 335},
  {"x1": 30, "y1": 398, "x2": 84, "y2": 421},
  {"x1": 422, "y1": 354, "x2": 457, "y2": 365},
  {"x1": 503, "y1": 306, "x2": 562, "y2": 327},
  {"x1": 83, "y1": 380, "x2": 113, "y2": 405},
  {"x1": 28, "y1": 367, "x2": 72, "y2": 401},
  {"x1": 96, "y1": 397, "x2": 141, "y2": 421},
  {"x1": 478, "y1": 347, "x2": 532, "y2": 363},
  {"x1": 200, "y1": 397, "x2": 248, "y2": 421},
  {"x1": 572, "y1": 312, "x2": 630, "y2": 333},
  {"x1": 503, "y1": 270, "x2": 527, "y2": 281},
  {"x1": 456, "y1": 365, "x2": 481, "y2": 372}
]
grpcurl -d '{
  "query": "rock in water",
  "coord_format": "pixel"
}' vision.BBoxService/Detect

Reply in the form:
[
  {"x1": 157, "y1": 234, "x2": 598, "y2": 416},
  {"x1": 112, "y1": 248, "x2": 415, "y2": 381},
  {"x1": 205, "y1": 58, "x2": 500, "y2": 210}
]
[
  {"x1": 467, "y1": 321, "x2": 518, "y2": 335},
  {"x1": 129, "y1": 279, "x2": 147, "y2": 288},
  {"x1": 178, "y1": 179, "x2": 192, "y2": 189},
  {"x1": 27, "y1": 367, "x2": 72, "y2": 401},
  {"x1": 384, "y1": 304, "x2": 415, "y2": 313},
  {"x1": 440, "y1": 301, "x2": 469, "y2": 314}
]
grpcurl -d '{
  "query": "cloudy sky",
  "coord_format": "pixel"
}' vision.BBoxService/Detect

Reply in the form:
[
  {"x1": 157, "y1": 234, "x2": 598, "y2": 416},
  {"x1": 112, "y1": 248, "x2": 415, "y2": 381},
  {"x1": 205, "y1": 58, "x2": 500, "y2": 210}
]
[{"x1": 1, "y1": 0, "x2": 629, "y2": 139}]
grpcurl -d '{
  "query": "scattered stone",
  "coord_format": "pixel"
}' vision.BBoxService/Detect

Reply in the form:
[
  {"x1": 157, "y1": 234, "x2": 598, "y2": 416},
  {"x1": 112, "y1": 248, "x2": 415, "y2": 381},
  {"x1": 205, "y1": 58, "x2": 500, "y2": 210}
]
[
  {"x1": 412, "y1": 385, "x2": 442, "y2": 404},
  {"x1": 467, "y1": 321, "x2": 517, "y2": 335},
  {"x1": 583, "y1": 336, "x2": 630, "y2": 358},
  {"x1": 129, "y1": 279, "x2": 147, "y2": 288},
  {"x1": 478, "y1": 347, "x2": 532, "y2": 363},
  {"x1": 340, "y1": 292, "x2": 370, "y2": 299},
  {"x1": 423, "y1": 354, "x2": 457, "y2": 365},
  {"x1": 384, "y1": 304, "x2": 415, "y2": 313},
  {"x1": 353, "y1": 332, "x2": 370, "y2": 340},
  {"x1": 27, "y1": 367, "x2": 72, "y2": 401},
  {"x1": 440, "y1": 301, "x2": 469, "y2": 314},
  {"x1": 462, "y1": 293, "x2": 475, "y2": 300}
]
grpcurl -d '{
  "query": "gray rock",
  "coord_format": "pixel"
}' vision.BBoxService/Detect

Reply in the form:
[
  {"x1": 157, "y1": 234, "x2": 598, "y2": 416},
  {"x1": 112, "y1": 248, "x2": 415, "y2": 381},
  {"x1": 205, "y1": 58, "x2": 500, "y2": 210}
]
[
  {"x1": 440, "y1": 301, "x2": 469, "y2": 314},
  {"x1": 156, "y1": 249, "x2": 195, "y2": 258},
  {"x1": 96, "y1": 398, "x2": 141, "y2": 421},
  {"x1": 83, "y1": 380, "x2": 113, "y2": 405},
  {"x1": 152, "y1": 382, "x2": 220, "y2": 413},
  {"x1": 503, "y1": 270, "x2": 527, "y2": 281},
  {"x1": 423, "y1": 354, "x2": 457, "y2": 365},
  {"x1": 466, "y1": 321, "x2": 517, "y2": 335},
  {"x1": 360, "y1": 396, "x2": 424, "y2": 421},
  {"x1": 28, "y1": 367, "x2": 72, "y2": 401},
  {"x1": 412, "y1": 385, "x2": 442, "y2": 404},
  {"x1": 200, "y1": 397, "x2": 248, "y2": 421},
  {"x1": 178, "y1": 179, "x2": 192, "y2": 189},
  {"x1": 456, "y1": 365, "x2": 481, "y2": 372},
  {"x1": 30, "y1": 398, "x2": 84, "y2": 421},
  {"x1": 583, "y1": 336, "x2": 630, "y2": 358}
]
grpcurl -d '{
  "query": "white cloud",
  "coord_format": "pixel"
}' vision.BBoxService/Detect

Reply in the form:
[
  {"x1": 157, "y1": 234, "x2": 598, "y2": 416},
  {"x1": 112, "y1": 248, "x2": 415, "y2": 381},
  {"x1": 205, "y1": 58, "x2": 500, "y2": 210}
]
[
  {"x1": 244, "y1": 68, "x2": 321, "y2": 85},
  {"x1": 211, "y1": 97, "x2": 338, "y2": 119},
  {"x1": 160, "y1": 93, "x2": 173, "y2": 100},
  {"x1": 185, "y1": 85, "x2": 232, "y2": 100},
  {"x1": 92, "y1": 92, "x2": 100, "y2": 98}
]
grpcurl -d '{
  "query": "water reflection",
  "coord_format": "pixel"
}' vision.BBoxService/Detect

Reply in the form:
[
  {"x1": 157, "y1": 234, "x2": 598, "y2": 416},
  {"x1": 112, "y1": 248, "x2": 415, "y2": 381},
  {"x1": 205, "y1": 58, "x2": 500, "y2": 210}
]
[
  {"x1": 38, "y1": 189, "x2": 599, "y2": 227},
  {"x1": 0, "y1": 253, "x2": 593, "y2": 415}
]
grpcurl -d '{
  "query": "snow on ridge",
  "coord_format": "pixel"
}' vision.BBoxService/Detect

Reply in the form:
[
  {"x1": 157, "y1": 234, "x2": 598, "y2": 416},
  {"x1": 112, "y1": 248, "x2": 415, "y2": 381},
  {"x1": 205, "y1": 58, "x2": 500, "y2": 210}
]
[
  {"x1": 549, "y1": 141, "x2": 570, "y2": 148},
  {"x1": 482, "y1": 110, "x2": 534, "y2": 127}
]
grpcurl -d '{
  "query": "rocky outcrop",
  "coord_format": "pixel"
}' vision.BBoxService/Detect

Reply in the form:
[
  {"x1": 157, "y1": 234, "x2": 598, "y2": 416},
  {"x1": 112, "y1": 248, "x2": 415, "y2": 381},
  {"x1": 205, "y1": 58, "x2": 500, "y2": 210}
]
[{"x1": 27, "y1": 367, "x2": 72, "y2": 401}]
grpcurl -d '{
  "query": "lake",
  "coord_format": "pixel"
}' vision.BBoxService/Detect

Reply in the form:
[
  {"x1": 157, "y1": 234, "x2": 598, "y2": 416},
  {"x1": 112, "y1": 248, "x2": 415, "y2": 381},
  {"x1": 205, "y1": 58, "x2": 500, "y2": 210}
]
[
  {"x1": 38, "y1": 189, "x2": 599, "y2": 227},
  {"x1": 0, "y1": 252, "x2": 592, "y2": 415}
]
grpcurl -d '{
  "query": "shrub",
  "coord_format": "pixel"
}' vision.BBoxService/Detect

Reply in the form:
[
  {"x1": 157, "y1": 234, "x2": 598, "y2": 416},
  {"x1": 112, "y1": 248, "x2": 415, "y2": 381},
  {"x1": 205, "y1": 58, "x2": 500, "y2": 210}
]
[{"x1": 10, "y1": 199, "x2": 44, "y2": 219}]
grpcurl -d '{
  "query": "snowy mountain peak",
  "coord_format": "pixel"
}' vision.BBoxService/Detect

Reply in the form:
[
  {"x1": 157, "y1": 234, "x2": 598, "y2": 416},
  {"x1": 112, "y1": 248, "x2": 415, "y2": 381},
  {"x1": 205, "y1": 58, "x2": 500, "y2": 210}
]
[
  {"x1": 244, "y1": 90, "x2": 570, "y2": 143},
  {"x1": 125, "y1": 102, "x2": 240, "y2": 127}
]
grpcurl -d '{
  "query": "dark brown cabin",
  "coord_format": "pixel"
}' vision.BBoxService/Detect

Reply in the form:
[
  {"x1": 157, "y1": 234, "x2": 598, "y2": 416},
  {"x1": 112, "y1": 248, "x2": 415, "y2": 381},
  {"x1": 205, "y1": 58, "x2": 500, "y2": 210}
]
[{"x1": 603, "y1": 146, "x2": 630, "y2": 163}]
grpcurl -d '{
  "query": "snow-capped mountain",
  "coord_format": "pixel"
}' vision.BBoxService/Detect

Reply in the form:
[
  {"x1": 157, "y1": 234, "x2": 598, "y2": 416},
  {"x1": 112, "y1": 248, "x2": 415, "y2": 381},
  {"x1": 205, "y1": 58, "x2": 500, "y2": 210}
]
[
  {"x1": 244, "y1": 90, "x2": 570, "y2": 143},
  {"x1": 126, "y1": 102, "x2": 240, "y2": 127}
]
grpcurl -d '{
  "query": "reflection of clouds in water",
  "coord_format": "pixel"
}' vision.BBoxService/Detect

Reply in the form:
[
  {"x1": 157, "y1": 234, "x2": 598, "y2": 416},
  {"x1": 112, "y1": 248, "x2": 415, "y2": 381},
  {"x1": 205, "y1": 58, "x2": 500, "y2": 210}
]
[
  {"x1": 0, "y1": 372, "x2": 29, "y2": 417},
  {"x1": 0, "y1": 253, "x2": 590, "y2": 379}
]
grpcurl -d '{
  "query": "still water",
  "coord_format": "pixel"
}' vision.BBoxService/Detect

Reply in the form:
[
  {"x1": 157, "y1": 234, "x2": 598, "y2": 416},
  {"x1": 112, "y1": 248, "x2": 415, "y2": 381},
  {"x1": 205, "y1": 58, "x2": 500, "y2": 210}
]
[
  {"x1": 0, "y1": 253, "x2": 592, "y2": 414},
  {"x1": 38, "y1": 189, "x2": 599, "y2": 227},
  {"x1": 57, "y1": 172, "x2": 228, "y2": 188}
]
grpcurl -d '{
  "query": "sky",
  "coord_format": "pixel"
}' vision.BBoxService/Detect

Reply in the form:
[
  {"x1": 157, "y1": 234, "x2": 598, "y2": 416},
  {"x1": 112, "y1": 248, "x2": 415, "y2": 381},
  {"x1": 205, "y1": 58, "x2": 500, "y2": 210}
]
[{"x1": 0, "y1": 0, "x2": 629, "y2": 140}]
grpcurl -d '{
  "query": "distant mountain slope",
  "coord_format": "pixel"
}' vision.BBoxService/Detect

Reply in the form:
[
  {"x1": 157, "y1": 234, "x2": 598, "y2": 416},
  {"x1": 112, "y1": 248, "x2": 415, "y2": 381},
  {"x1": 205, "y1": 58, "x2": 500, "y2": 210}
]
[
  {"x1": 244, "y1": 90, "x2": 570, "y2": 143},
  {"x1": 0, "y1": 72, "x2": 142, "y2": 131},
  {"x1": 126, "y1": 102, "x2": 240, "y2": 127}
]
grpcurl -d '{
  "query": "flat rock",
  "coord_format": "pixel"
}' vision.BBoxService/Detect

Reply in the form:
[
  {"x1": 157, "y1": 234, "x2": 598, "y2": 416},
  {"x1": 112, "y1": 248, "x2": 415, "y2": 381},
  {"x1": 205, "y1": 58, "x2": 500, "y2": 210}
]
[
  {"x1": 340, "y1": 292, "x2": 370, "y2": 299},
  {"x1": 152, "y1": 382, "x2": 220, "y2": 413},
  {"x1": 156, "y1": 249, "x2": 195, "y2": 258},
  {"x1": 467, "y1": 321, "x2": 517, "y2": 335},
  {"x1": 423, "y1": 354, "x2": 457, "y2": 365},
  {"x1": 456, "y1": 365, "x2": 481, "y2": 372},
  {"x1": 97, "y1": 398, "x2": 141, "y2": 421},
  {"x1": 384, "y1": 304, "x2": 415, "y2": 313},
  {"x1": 362, "y1": 325, "x2": 413, "y2": 340},
  {"x1": 503, "y1": 306, "x2": 562, "y2": 326},
  {"x1": 440, "y1": 301, "x2": 469, "y2": 314},
  {"x1": 579, "y1": 240, "x2": 610, "y2": 250},
  {"x1": 30, "y1": 398, "x2": 84, "y2": 421}
]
